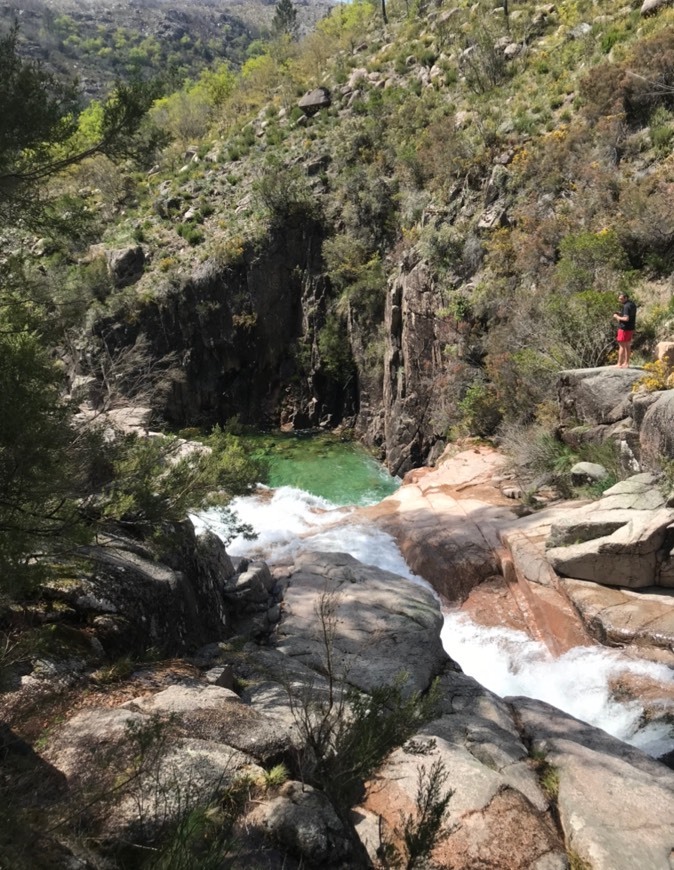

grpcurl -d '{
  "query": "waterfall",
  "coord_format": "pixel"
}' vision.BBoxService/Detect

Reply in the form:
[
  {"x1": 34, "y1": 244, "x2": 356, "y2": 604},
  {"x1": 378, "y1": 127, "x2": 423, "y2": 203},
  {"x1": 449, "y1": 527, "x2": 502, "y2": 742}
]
[{"x1": 194, "y1": 482, "x2": 674, "y2": 759}]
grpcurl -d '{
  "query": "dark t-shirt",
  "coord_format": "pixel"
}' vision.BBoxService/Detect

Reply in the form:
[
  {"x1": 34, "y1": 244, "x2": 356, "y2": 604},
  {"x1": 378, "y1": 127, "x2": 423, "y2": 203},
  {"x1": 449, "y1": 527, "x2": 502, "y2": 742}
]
[{"x1": 620, "y1": 300, "x2": 636, "y2": 331}]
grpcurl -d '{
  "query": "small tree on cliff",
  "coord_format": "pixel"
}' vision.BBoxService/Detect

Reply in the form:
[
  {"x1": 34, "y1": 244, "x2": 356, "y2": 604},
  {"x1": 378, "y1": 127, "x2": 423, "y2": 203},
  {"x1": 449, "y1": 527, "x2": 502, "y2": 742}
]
[{"x1": 271, "y1": 0, "x2": 298, "y2": 39}]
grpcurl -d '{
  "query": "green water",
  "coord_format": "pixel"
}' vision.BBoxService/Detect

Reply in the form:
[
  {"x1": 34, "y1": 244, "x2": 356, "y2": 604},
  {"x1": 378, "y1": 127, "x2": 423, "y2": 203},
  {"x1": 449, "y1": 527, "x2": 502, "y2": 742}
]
[{"x1": 246, "y1": 432, "x2": 400, "y2": 506}]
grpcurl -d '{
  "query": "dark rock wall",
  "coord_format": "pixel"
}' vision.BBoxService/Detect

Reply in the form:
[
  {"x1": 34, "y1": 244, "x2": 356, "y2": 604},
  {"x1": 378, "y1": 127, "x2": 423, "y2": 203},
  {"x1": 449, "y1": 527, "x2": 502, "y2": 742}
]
[
  {"x1": 68, "y1": 522, "x2": 233, "y2": 655},
  {"x1": 95, "y1": 214, "x2": 358, "y2": 430},
  {"x1": 375, "y1": 254, "x2": 457, "y2": 475},
  {"x1": 92, "y1": 219, "x2": 464, "y2": 472}
]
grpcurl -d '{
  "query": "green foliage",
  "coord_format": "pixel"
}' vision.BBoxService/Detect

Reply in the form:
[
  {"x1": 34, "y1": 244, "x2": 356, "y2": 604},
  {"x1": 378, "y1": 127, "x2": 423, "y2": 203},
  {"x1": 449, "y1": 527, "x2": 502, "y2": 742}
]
[
  {"x1": 305, "y1": 674, "x2": 441, "y2": 815},
  {"x1": 263, "y1": 763, "x2": 289, "y2": 788},
  {"x1": 253, "y1": 159, "x2": 318, "y2": 225},
  {"x1": 457, "y1": 381, "x2": 502, "y2": 437},
  {"x1": 271, "y1": 0, "x2": 298, "y2": 39},
  {"x1": 555, "y1": 230, "x2": 629, "y2": 295},
  {"x1": 176, "y1": 221, "x2": 205, "y2": 246},
  {"x1": 143, "y1": 800, "x2": 241, "y2": 870},
  {"x1": 152, "y1": 90, "x2": 211, "y2": 144},
  {"x1": 632, "y1": 359, "x2": 674, "y2": 393},
  {"x1": 530, "y1": 748, "x2": 560, "y2": 799},
  {"x1": 568, "y1": 851, "x2": 594, "y2": 870},
  {"x1": 0, "y1": 25, "x2": 165, "y2": 232},
  {"x1": 501, "y1": 424, "x2": 624, "y2": 499},
  {"x1": 323, "y1": 233, "x2": 386, "y2": 322},
  {"x1": 488, "y1": 347, "x2": 559, "y2": 425},
  {"x1": 543, "y1": 289, "x2": 619, "y2": 369},
  {"x1": 96, "y1": 428, "x2": 265, "y2": 536},
  {"x1": 318, "y1": 312, "x2": 356, "y2": 380},
  {"x1": 398, "y1": 760, "x2": 453, "y2": 870},
  {"x1": 417, "y1": 223, "x2": 465, "y2": 276},
  {"x1": 459, "y1": 19, "x2": 510, "y2": 95},
  {"x1": 0, "y1": 327, "x2": 89, "y2": 601},
  {"x1": 315, "y1": 0, "x2": 376, "y2": 51}
]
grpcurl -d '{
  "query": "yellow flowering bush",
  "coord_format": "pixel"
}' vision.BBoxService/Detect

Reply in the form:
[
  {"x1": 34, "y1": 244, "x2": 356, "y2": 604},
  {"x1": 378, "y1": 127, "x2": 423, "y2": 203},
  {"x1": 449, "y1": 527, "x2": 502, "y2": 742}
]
[{"x1": 632, "y1": 359, "x2": 674, "y2": 392}]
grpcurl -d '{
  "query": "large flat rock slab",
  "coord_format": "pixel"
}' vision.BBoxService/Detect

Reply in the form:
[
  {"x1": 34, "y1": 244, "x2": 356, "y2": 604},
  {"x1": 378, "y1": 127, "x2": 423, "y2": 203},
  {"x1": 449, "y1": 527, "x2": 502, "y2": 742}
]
[
  {"x1": 562, "y1": 578, "x2": 674, "y2": 658},
  {"x1": 513, "y1": 696, "x2": 674, "y2": 870},
  {"x1": 546, "y1": 506, "x2": 674, "y2": 588},
  {"x1": 276, "y1": 551, "x2": 448, "y2": 695},
  {"x1": 363, "y1": 447, "x2": 519, "y2": 602}
]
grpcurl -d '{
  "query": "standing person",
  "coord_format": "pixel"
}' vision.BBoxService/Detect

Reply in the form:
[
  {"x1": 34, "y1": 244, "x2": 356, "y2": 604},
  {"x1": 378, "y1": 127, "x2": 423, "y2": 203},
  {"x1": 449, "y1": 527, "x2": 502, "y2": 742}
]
[{"x1": 613, "y1": 291, "x2": 637, "y2": 368}]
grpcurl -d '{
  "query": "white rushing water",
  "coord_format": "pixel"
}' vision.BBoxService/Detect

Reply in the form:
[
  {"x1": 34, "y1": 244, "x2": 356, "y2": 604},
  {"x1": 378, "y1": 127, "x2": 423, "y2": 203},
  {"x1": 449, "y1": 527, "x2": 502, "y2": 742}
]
[{"x1": 193, "y1": 485, "x2": 674, "y2": 758}]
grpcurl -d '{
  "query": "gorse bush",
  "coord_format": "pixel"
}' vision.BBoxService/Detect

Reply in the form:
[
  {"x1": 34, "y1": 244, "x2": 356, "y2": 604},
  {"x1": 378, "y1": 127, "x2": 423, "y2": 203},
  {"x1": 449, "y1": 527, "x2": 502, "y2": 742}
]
[{"x1": 632, "y1": 359, "x2": 674, "y2": 393}]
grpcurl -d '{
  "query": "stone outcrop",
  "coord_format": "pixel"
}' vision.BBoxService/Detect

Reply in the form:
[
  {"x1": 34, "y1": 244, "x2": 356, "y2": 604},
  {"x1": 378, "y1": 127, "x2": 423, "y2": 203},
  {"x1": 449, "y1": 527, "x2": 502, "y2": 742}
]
[
  {"x1": 248, "y1": 781, "x2": 355, "y2": 867},
  {"x1": 93, "y1": 216, "x2": 357, "y2": 431},
  {"x1": 545, "y1": 479, "x2": 674, "y2": 589},
  {"x1": 364, "y1": 446, "x2": 519, "y2": 602},
  {"x1": 377, "y1": 254, "x2": 460, "y2": 475},
  {"x1": 546, "y1": 506, "x2": 674, "y2": 587},
  {"x1": 500, "y1": 487, "x2": 674, "y2": 665},
  {"x1": 641, "y1": 0, "x2": 673, "y2": 15},
  {"x1": 31, "y1": 537, "x2": 674, "y2": 870},
  {"x1": 561, "y1": 577, "x2": 674, "y2": 655},
  {"x1": 363, "y1": 670, "x2": 567, "y2": 870},
  {"x1": 513, "y1": 696, "x2": 674, "y2": 870},
  {"x1": 298, "y1": 86, "x2": 332, "y2": 115},
  {"x1": 275, "y1": 550, "x2": 447, "y2": 694},
  {"x1": 42, "y1": 525, "x2": 280, "y2": 656},
  {"x1": 639, "y1": 390, "x2": 674, "y2": 467},
  {"x1": 106, "y1": 245, "x2": 146, "y2": 288},
  {"x1": 558, "y1": 367, "x2": 674, "y2": 474}
]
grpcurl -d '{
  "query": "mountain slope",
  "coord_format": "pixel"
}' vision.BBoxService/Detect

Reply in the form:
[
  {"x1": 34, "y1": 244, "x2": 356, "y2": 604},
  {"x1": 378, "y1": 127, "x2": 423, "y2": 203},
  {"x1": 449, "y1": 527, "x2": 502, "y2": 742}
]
[{"x1": 35, "y1": 0, "x2": 674, "y2": 471}]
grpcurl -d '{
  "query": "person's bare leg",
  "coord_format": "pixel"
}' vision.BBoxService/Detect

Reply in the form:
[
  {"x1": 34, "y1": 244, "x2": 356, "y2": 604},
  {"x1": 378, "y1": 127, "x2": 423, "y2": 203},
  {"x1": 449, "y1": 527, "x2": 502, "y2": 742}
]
[
  {"x1": 624, "y1": 340, "x2": 632, "y2": 367},
  {"x1": 616, "y1": 342, "x2": 627, "y2": 367}
]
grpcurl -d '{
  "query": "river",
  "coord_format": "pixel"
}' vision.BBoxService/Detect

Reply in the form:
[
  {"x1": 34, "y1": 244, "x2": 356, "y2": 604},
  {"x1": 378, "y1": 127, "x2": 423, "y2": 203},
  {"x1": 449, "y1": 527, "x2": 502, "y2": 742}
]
[{"x1": 193, "y1": 433, "x2": 674, "y2": 759}]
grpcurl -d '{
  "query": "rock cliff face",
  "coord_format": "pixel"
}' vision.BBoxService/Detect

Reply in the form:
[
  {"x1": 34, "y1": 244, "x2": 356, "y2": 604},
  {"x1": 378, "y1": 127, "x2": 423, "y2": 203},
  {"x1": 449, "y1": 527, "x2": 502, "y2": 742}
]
[
  {"x1": 94, "y1": 215, "x2": 358, "y2": 431},
  {"x1": 91, "y1": 224, "x2": 462, "y2": 472},
  {"x1": 376, "y1": 254, "x2": 452, "y2": 475}
]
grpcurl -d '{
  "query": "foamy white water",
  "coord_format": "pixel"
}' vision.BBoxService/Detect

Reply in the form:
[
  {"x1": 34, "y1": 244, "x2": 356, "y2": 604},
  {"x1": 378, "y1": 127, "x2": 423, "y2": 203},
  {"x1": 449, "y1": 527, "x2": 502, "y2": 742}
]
[
  {"x1": 193, "y1": 485, "x2": 429, "y2": 582},
  {"x1": 194, "y1": 485, "x2": 674, "y2": 758},
  {"x1": 441, "y1": 612, "x2": 674, "y2": 757}
]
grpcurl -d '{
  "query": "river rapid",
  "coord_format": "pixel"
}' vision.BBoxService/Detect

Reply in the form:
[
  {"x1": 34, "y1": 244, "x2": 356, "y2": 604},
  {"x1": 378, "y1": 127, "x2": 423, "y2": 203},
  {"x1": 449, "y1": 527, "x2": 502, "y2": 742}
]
[{"x1": 193, "y1": 434, "x2": 674, "y2": 759}]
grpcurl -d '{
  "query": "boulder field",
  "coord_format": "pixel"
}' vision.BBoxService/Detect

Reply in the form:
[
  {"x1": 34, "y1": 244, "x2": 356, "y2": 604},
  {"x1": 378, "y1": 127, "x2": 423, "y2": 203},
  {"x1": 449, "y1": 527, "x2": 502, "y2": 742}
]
[{"x1": 25, "y1": 536, "x2": 674, "y2": 869}]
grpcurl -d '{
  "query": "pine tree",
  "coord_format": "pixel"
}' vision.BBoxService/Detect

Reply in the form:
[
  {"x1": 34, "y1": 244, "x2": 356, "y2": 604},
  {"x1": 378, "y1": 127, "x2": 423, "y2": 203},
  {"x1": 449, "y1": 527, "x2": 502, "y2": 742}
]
[
  {"x1": 0, "y1": 26, "x2": 163, "y2": 601},
  {"x1": 271, "y1": 0, "x2": 298, "y2": 39}
]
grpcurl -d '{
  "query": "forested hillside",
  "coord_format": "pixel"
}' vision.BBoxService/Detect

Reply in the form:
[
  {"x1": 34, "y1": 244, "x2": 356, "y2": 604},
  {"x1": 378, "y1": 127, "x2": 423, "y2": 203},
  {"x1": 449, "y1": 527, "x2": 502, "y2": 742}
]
[
  {"x1": 52, "y1": 0, "x2": 673, "y2": 468},
  {"x1": 3, "y1": 0, "x2": 335, "y2": 96},
  {"x1": 3, "y1": 2, "x2": 674, "y2": 865}
]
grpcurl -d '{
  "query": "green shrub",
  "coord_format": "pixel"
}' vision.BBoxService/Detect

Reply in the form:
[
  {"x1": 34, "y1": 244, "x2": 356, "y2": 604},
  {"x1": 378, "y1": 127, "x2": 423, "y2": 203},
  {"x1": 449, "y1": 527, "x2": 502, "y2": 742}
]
[
  {"x1": 318, "y1": 312, "x2": 356, "y2": 380},
  {"x1": 457, "y1": 381, "x2": 502, "y2": 437},
  {"x1": 177, "y1": 222, "x2": 204, "y2": 245},
  {"x1": 288, "y1": 591, "x2": 441, "y2": 818},
  {"x1": 652, "y1": 124, "x2": 674, "y2": 152}
]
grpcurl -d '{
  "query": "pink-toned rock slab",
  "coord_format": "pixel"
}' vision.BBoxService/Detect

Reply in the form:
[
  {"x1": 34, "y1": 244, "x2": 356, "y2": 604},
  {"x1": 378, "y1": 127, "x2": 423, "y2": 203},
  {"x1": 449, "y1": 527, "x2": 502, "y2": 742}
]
[{"x1": 362, "y1": 447, "x2": 518, "y2": 602}]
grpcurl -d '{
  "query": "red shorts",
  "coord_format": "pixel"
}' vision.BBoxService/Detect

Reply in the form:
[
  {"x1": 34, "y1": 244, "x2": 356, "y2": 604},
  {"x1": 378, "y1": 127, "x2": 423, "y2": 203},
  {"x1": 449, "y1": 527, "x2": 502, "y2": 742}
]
[{"x1": 617, "y1": 329, "x2": 633, "y2": 343}]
